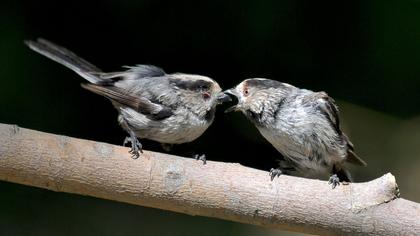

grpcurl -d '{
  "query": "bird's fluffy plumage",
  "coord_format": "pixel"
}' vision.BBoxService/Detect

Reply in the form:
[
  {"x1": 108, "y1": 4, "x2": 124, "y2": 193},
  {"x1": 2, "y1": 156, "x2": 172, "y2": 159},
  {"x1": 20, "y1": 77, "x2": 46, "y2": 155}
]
[
  {"x1": 225, "y1": 78, "x2": 366, "y2": 185},
  {"x1": 25, "y1": 38, "x2": 229, "y2": 158}
]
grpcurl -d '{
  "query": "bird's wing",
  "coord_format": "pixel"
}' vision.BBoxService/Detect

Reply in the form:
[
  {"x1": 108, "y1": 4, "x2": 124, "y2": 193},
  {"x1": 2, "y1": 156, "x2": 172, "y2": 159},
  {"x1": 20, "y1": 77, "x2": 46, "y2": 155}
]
[
  {"x1": 308, "y1": 91, "x2": 341, "y2": 134},
  {"x1": 306, "y1": 91, "x2": 367, "y2": 166},
  {"x1": 81, "y1": 83, "x2": 173, "y2": 120}
]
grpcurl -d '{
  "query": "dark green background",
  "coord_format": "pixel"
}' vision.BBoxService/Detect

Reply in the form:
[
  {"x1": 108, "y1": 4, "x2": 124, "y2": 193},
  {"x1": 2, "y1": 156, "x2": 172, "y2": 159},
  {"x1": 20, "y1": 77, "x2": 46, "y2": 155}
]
[{"x1": 1, "y1": 0, "x2": 420, "y2": 235}]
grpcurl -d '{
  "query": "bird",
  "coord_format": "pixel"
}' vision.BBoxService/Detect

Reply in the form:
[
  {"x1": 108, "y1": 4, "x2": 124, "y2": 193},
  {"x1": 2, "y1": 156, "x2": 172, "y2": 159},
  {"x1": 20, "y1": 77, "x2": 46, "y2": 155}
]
[
  {"x1": 25, "y1": 38, "x2": 231, "y2": 161},
  {"x1": 224, "y1": 78, "x2": 367, "y2": 188}
]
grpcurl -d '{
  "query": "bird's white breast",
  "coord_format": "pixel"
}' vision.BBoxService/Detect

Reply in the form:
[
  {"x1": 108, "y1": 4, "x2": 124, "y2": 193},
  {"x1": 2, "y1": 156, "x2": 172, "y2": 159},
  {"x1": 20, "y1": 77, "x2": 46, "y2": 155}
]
[{"x1": 257, "y1": 104, "x2": 345, "y2": 175}]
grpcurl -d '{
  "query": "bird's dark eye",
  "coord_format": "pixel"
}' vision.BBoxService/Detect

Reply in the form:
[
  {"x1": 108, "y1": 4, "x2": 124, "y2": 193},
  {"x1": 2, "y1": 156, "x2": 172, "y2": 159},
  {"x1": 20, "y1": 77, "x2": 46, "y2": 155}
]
[
  {"x1": 199, "y1": 84, "x2": 209, "y2": 91},
  {"x1": 198, "y1": 84, "x2": 210, "y2": 99},
  {"x1": 244, "y1": 89, "x2": 249, "y2": 96}
]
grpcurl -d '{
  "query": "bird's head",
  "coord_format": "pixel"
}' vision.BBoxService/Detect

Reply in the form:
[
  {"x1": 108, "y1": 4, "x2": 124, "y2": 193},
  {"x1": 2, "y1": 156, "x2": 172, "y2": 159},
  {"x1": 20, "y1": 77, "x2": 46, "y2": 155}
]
[
  {"x1": 169, "y1": 74, "x2": 231, "y2": 119},
  {"x1": 224, "y1": 78, "x2": 295, "y2": 122}
]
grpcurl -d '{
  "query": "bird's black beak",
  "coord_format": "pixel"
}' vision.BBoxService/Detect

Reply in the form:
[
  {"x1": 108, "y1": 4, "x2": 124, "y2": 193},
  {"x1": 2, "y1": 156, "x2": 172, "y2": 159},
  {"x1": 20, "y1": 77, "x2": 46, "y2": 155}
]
[
  {"x1": 223, "y1": 89, "x2": 238, "y2": 97},
  {"x1": 223, "y1": 89, "x2": 239, "y2": 113},
  {"x1": 217, "y1": 92, "x2": 232, "y2": 104}
]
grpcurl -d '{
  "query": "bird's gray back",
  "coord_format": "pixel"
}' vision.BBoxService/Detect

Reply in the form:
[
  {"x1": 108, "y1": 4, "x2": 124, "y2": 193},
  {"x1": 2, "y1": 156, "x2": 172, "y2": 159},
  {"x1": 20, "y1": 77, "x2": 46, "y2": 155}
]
[{"x1": 114, "y1": 75, "x2": 178, "y2": 108}]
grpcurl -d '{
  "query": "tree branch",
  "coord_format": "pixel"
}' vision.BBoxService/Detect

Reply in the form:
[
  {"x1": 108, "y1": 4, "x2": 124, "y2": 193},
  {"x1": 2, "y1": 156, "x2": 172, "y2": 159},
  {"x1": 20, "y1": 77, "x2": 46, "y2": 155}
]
[{"x1": 0, "y1": 123, "x2": 419, "y2": 235}]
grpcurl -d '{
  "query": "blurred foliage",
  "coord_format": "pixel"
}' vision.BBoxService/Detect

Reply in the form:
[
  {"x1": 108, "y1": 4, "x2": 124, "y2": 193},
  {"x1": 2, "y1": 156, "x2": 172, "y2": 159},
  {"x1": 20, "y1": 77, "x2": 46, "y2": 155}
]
[{"x1": 1, "y1": 0, "x2": 419, "y2": 235}]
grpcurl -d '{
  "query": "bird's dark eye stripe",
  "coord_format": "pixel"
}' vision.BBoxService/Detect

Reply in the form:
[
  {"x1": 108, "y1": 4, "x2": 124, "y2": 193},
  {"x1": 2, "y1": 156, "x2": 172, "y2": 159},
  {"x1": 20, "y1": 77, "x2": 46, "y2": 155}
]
[{"x1": 170, "y1": 79, "x2": 212, "y2": 91}]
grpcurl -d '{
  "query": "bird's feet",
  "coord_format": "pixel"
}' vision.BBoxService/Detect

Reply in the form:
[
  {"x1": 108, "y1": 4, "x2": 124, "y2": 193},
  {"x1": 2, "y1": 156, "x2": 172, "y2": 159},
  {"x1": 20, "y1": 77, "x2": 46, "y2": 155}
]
[
  {"x1": 123, "y1": 136, "x2": 143, "y2": 159},
  {"x1": 193, "y1": 154, "x2": 206, "y2": 165},
  {"x1": 328, "y1": 174, "x2": 340, "y2": 189},
  {"x1": 269, "y1": 168, "x2": 282, "y2": 181}
]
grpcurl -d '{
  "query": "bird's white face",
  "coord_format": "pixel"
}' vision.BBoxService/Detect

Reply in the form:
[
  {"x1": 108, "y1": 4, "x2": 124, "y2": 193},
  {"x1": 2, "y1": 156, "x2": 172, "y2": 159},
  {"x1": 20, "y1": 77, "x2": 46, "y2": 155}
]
[
  {"x1": 170, "y1": 74, "x2": 231, "y2": 118},
  {"x1": 232, "y1": 81, "x2": 248, "y2": 104},
  {"x1": 223, "y1": 79, "x2": 262, "y2": 112},
  {"x1": 224, "y1": 78, "x2": 296, "y2": 118}
]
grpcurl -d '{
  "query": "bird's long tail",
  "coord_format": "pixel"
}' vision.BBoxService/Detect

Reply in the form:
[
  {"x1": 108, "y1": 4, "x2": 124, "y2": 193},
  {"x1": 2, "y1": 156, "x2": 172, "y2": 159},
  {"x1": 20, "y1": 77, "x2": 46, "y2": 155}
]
[{"x1": 25, "y1": 38, "x2": 104, "y2": 84}]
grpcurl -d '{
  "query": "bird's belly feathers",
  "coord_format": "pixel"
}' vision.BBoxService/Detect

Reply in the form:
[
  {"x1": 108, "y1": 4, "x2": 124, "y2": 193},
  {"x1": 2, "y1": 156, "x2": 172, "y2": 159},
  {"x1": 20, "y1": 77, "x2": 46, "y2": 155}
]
[
  {"x1": 257, "y1": 115, "x2": 345, "y2": 174},
  {"x1": 120, "y1": 107, "x2": 212, "y2": 144},
  {"x1": 145, "y1": 118, "x2": 211, "y2": 144}
]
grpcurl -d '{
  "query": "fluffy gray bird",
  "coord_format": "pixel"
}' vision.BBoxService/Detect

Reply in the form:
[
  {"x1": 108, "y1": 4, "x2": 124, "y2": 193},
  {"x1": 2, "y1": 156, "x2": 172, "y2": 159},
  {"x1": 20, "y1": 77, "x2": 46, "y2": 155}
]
[
  {"x1": 25, "y1": 38, "x2": 231, "y2": 160},
  {"x1": 225, "y1": 78, "x2": 367, "y2": 188}
]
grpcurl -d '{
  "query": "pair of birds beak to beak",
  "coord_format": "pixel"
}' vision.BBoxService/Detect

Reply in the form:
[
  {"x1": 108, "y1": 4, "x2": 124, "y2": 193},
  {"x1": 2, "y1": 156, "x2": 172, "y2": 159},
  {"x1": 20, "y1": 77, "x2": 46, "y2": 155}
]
[
  {"x1": 219, "y1": 86, "x2": 249, "y2": 115},
  {"x1": 209, "y1": 88, "x2": 241, "y2": 113},
  {"x1": 25, "y1": 38, "x2": 366, "y2": 188},
  {"x1": 223, "y1": 89, "x2": 241, "y2": 113},
  {"x1": 203, "y1": 87, "x2": 240, "y2": 112}
]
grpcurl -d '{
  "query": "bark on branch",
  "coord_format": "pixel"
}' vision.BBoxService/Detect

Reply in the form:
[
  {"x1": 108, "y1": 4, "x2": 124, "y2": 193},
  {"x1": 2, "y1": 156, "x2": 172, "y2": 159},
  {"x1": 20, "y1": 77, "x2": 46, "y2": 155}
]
[{"x1": 0, "y1": 123, "x2": 419, "y2": 235}]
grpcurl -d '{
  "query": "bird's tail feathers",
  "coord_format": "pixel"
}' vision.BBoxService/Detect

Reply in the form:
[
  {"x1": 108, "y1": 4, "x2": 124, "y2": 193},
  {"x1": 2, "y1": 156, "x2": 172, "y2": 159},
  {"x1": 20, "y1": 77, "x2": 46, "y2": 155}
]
[
  {"x1": 25, "y1": 38, "x2": 104, "y2": 84},
  {"x1": 346, "y1": 149, "x2": 367, "y2": 167}
]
